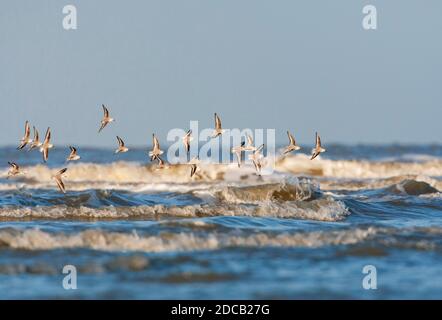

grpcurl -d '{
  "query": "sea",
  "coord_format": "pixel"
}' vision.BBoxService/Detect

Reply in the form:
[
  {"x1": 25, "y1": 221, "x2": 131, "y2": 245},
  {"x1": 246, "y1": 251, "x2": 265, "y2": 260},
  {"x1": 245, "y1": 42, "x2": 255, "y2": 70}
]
[{"x1": 0, "y1": 144, "x2": 441, "y2": 299}]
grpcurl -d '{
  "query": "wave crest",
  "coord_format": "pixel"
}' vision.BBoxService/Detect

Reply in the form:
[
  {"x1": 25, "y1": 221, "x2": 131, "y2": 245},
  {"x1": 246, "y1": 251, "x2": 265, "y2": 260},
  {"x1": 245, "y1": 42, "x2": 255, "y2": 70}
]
[
  {"x1": 388, "y1": 179, "x2": 439, "y2": 195},
  {"x1": 0, "y1": 227, "x2": 378, "y2": 252},
  {"x1": 277, "y1": 154, "x2": 442, "y2": 179},
  {"x1": 214, "y1": 179, "x2": 318, "y2": 203},
  {"x1": 0, "y1": 197, "x2": 348, "y2": 221}
]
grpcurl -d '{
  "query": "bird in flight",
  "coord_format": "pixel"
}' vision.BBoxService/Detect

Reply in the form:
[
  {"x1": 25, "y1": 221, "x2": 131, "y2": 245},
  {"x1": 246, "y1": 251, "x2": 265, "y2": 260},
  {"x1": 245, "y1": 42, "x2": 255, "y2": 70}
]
[
  {"x1": 182, "y1": 129, "x2": 193, "y2": 154},
  {"x1": 28, "y1": 126, "x2": 42, "y2": 151},
  {"x1": 66, "y1": 146, "x2": 81, "y2": 162},
  {"x1": 249, "y1": 144, "x2": 265, "y2": 175},
  {"x1": 17, "y1": 121, "x2": 31, "y2": 150},
  {"x1": 7, "y1": 162, "x2": 24, "y2": 179},
  {"x1": 115, "y1": 136, "x2": 129, "y2": 154},
  {"x1": 149, "y1": 134, "x2": 164, "y2": 161},
  {"x1": 98, "y1": 104, "x2": 115, "y2": 133},
  {"x1": 53, "y1": 168, "x2": 68, "y2": 194},
  {"x1": 283, "y1": 131, "x2": 301, "y2": 155},
  {"x1": 243, "y1": 134, "x2": 256, "y2": 152},
  {"x1": 211, "y1": 113, "x2": 225, "y2": 138},
  {"x1": 232, "y1": 141, "x2": 246, "y2": 168},
  {"x1": 189, "y1": 156, "x2": 200, "y2": 178},
  {"x1": 311, "y1": 132, "x2": 326, "y2": 160},
  {"x1": 40, "y1": 127, "x2": 53, "y2": 163}
]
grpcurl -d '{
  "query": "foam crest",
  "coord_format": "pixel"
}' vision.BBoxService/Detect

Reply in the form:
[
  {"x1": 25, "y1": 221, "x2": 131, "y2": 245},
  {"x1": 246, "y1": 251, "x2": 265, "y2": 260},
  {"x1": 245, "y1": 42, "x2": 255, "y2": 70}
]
[
  {"x1": 0, "y1": 227, "x2": 379, "y2": 252},
  {"x1": 276, "y1": 154, "x2": 442, "y2": 178},
  {"x1": 320, "y1": 175, "x2": 442, "y2": 193},
  {"x1": 0, "y1": 197, "x2": 348, "y2": 221}
]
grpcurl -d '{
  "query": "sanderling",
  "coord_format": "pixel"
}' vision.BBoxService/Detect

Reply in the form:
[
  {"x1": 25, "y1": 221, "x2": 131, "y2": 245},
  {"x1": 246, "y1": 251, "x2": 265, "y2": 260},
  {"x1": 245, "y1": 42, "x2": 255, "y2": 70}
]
[
  {"x1": 311, "y1": 132, "x2": 326, "y2": 160},
  {"x1": 98, "y1": 104, "x2": 115, "y2": 133}
]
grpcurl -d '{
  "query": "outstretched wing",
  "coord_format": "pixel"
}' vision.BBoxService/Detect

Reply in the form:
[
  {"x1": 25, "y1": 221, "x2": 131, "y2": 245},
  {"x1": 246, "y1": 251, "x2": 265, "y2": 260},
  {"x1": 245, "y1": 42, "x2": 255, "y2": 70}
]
[
  {"x1": 247, "y1": 134, "x2": 253, "y2": 146},
  {"x1": 255, "y1": 144, "x2": 264, "y2": 154},
  {"x1": 153, "y1": 134, "x2": 160, "y2": 150},
  {"x1": 17, "y1": 121, "x2": 31, "y2": 149},
  {"x1": 33, "y1": 126, "x2": 39, "y2": 141},
  {"x1": 117, "y1": 136, "x2": 125, "y2": 147},
  {"x1": 311, "y1": 151, "x2": 320, "y2": 160},
  {"x1": 214, "y1": 113, "x2": 222, "y2": 130},
  {"x1": 24, "y1": 121, "x2": 30, "y2": 139},
  {"x1": 102, "y1": 104, "x2": 109, "y2": 118},
  {"x1": 8, "y1": 162, "x2": 19, "y2": 170},
  {"x1": 17, "y1": 141, "x2": 27, "y2": 150},
  {"x1": 98, "y1": 122, "x2": 107, "y2": 133},
  {"x1": 252, "y1": 159, "x2": 261, "y2": 173},
  {"x1": 156, "y1": 156, "x2": 165, "y2": 166},
  {"x1": 234, "y1": 151, "x2": 241, "y2": 167},
  {"x1": 44, "y1": 127, "x2": 51, "y2": 144},
  {"x1": 315, "y1": 132, "x2": 321, "y2": 148},
  {"x1": 55, "y1": 177, "x2": 66, "y2": 194},
  {"x1": 57, "y1": 168, "x2": 68, "y2": 176},
  {"x1": 183, "y1": 139, "x2": 190, "y2": 153},
  {"x1": 43, "y1": 147, "x2": 49, "y2": 162},
  {"x1": 287, "y1": 131, "x2": 295, "y2": 145}
]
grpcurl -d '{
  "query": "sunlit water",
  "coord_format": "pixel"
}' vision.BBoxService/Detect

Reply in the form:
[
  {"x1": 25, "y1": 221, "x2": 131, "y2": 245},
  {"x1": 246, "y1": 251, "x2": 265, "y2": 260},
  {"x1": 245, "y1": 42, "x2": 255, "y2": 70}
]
[{"x1": 0, "y1": 144, "x2": 441, "y2": 299}]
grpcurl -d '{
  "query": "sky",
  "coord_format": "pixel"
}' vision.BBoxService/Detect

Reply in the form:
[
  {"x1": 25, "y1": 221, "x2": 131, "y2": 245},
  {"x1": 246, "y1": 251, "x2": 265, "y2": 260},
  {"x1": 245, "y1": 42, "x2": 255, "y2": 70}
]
[{"x1": 0, "y1": 0, "x2": 441, "y2": 147}]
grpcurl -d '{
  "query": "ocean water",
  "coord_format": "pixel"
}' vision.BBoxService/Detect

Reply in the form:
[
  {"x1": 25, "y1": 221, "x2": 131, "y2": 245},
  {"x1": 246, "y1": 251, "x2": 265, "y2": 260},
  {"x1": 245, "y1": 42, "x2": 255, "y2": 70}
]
[{"x1": 0, "y1": 144, "x2": 441, "y2": 299}]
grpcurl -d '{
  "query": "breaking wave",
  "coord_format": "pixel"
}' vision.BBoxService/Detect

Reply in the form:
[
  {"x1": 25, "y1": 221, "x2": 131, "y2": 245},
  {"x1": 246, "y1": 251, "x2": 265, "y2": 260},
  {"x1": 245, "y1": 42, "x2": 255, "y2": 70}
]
[
  {"x1": 0, "y1": 197, "x2": 348, "y2": 221},
  {"x1": 387, "y1": 179, "x2": 440, "y2": 196},
  {"x1": 0, "y1": 167, "x2": 350, "y2": 222},
  {"x1": 320, "y1": 175, "x2": 442, "y2": 194},
  {"x1": 213, "y1": 179, "x2": 317, "y2": 203},
  {"x1": 0, "y1": 156, "x2": 441, "y2": 188},
  {"x1": 276, "y1": 154, "x2": 442, "y2": 179},
  {"x1": 0, "y1": 225, "x2": 440, "y2": 253},
  {"x1": 0, "y1": 227, "x2": 379, "y2": 252}
]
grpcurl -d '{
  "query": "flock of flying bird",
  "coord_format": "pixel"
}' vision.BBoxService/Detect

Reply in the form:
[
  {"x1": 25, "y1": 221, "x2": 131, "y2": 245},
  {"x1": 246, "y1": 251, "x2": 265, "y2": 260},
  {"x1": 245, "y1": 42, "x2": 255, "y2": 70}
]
[{"x1": 6, "y1": 105, "x2": 326, "y2": 194}]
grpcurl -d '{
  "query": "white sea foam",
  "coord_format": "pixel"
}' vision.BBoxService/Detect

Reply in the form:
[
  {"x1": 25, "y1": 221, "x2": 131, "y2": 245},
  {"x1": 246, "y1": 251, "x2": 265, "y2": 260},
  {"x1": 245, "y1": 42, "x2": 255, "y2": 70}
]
[
  {"x1": 0, "y1": 196, "x2": 349, "y2": 221},
  {"x1": 0, "y1": 227, "x2": 379, "y2": 252},
  {"x1": 320, "y1": 175, "x2": 442, "y2": 193},
  {"x1": 276, "y1": 154, "x2": 442, "y2": 179},
  {"x1": 2, "y1": 157, "x2": 441, "y2": 193}
]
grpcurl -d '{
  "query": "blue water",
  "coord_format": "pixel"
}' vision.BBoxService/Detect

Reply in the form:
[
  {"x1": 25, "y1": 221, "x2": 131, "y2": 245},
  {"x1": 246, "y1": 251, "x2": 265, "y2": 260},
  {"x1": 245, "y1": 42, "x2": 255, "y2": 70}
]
[{"x1": 0, "y1": 145, "x2": 441, "y2": 299}]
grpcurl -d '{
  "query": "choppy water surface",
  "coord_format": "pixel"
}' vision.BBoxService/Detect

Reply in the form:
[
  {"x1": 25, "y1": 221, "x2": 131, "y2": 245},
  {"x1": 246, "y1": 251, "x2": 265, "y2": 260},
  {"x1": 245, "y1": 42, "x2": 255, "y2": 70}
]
[{"x1": 0, "y1": 145, "x2": 441, "y2": 299}]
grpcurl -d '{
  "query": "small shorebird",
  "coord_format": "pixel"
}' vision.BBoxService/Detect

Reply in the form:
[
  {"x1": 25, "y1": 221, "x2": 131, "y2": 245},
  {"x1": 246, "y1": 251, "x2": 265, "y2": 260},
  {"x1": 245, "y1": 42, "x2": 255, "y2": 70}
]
[
  {"x1": 189, "y1": 156, "x2": 200, "y2": 178},
  {"x1": 283, "y1": 130, "x2": 301, "y2": 155},
  {"x1": 17, "y1": 121, "x2": 31, "y2": 150},
  {"x1": 249, "y1": 144, "x2": 264, "y2": 175},
  {"x1": 211, "y1": 113, "x2": 225, "y2": 138},
  {"x1": 7, "y1": 162, "x2": 24, "y2": 179},
  {"x1": 28, "y1": 126, "x2": 42, "y2": 151},
  {"x1": 182, "y1": 129, "x2": 193, "y2": 153},
  {"x1": 149, "y1": 134, "x2": 164, "y2": 161},
  {"x1": 243, "y1": 134, "x2": 256, "y2": 152},
  {"x1": 311, "y1": 132, "x2": 326, "y2": 160},
  {"x1": 98, "y1": 104, "x2": 114, "y2": 133},
  {"x1": 66, "y1": 146, "x2": 81, "y2": 161},
  {"x1": 115, "y1": 136, "x2": 129, "y2": 154},
  {"x1": 40, "y1": 127, "x2": 53, "y2": 162},
  {"x1": 232, "y1": 141, "x2": 245, "y2": 168},
  {"x1": 53, "y1": 168, "x2": 67, "y2": 194}
]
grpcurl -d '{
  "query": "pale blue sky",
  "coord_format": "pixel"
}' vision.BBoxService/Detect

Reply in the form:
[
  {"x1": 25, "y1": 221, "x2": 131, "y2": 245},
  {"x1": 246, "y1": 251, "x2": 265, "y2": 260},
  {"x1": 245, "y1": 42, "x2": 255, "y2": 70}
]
[{"x1": 0, "y1": 0, "x2": 441, "y2": 147}]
